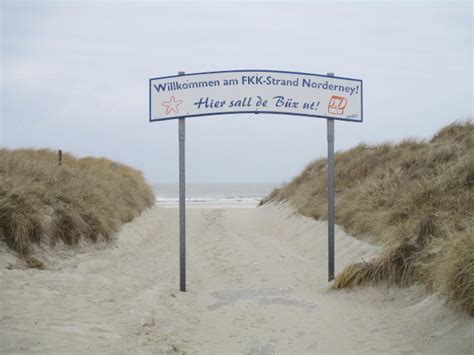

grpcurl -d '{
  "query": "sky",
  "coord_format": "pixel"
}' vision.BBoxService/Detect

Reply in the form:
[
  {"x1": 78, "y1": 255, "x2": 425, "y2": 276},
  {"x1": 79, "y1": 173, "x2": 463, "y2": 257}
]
[{"x1": 1, "y1": 0, "x2": 472, "y2": 184}]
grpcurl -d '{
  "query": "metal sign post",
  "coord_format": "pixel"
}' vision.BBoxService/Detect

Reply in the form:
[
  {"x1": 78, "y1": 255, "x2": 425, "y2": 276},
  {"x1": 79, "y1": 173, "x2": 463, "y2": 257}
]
[
  {"x1": 178, "y1": 71, "x2": 186, "y2": 292},
  {"x1": 327, "y1": 73, "x2": 335, "y2": 282},
  {"x1": 327, "y1": 118, "x2": 335, "y2": 281}
]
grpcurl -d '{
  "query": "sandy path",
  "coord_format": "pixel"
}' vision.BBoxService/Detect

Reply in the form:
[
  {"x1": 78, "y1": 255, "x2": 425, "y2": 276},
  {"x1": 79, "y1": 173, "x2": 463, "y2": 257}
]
[{"x1": 1, "y1": 204, "x2": 472, "y2": 353}]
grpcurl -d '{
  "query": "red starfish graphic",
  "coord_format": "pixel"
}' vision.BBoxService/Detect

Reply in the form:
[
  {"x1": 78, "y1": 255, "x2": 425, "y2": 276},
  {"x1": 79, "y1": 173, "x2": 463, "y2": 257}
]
[{"x1": 161, "y1": 96, "x2": 183, "y2": 115}]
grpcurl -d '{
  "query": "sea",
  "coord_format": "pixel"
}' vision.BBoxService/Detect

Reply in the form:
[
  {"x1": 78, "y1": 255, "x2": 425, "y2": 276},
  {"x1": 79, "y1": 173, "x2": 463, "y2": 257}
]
[{"x1": 152, "y1": 183, "x2": 278, "y2": 208}]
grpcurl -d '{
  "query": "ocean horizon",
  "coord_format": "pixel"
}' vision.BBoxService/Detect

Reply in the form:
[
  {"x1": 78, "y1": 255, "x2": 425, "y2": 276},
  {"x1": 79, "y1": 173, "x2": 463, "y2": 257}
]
[{"x1": 152, "y1": 182, "x2": 278, "y2": 207}]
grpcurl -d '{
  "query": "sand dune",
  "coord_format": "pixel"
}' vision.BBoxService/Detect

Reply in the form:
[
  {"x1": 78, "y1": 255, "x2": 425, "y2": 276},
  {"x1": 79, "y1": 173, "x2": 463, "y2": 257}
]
[{"x1": 1, "y1": 204, "x2": 472, "y2": 353}]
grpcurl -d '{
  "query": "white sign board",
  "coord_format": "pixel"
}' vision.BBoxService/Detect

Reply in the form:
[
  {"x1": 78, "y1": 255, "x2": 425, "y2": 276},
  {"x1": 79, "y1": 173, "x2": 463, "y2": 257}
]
[{"x1": 149, "y1": 70, "x2": 363, "y2": 122}]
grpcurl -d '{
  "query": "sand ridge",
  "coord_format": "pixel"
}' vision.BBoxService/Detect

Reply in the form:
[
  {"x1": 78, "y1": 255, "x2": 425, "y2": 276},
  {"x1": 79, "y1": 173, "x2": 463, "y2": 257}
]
[{"x1": 0, "y1": 204, "x2": 472, "y2": 353}]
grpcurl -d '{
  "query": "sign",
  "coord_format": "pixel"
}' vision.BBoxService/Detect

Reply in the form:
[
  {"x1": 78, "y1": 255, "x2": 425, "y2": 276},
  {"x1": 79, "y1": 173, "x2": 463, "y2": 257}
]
[
  {"x1": 148, "y1": 69, "x2": 365, "y2": 291},
  {"x1": 149, "y1": 70, "x2": 363, "y2": 123}
]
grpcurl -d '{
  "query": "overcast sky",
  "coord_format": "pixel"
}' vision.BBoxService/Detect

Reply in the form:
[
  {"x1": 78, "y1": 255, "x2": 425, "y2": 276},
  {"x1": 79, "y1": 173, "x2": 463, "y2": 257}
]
[{"x1": 1, "y1": 0, "x2": 472, "y2": 184}]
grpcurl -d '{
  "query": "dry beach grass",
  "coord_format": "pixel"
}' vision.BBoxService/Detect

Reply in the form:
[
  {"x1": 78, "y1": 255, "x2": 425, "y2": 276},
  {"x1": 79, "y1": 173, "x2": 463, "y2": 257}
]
[
  {"x1": 0, "y1": 148, "x2": 154, "y2": 267},
  {"x1": 262, "y1": 120, "x2": 474, "y2": 315}
]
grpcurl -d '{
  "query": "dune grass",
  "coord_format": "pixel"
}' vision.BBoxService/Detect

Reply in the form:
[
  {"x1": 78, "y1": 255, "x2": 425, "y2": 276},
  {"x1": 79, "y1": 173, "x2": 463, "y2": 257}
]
[
  {"x1": 262, "y1": 120, "x2": 474, "y2": 315},
  {"x1": 0, "y1": 148, "x2": 155, "y2": 267}
]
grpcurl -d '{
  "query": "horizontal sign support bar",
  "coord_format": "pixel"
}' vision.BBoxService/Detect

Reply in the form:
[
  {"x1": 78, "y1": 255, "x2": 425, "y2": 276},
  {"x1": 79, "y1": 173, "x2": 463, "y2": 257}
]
[{"x1": 149, "y1": 69, "x2": 363, "y2": 123}]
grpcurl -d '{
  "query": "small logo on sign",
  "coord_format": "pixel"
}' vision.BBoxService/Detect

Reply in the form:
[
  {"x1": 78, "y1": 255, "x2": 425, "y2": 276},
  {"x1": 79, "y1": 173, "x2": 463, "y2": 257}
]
[
  {"x1": 161, "y1": 96, "x2": 183, "y2": 115},
  {"x1": 328, "y1": 95, "x2": 347, "y2": 115}
]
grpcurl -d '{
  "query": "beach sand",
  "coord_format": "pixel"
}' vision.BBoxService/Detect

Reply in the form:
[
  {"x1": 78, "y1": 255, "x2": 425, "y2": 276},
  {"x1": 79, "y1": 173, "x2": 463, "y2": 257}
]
[{"x1": 1, "y1": 204, "x2": 472, "y2": 353}]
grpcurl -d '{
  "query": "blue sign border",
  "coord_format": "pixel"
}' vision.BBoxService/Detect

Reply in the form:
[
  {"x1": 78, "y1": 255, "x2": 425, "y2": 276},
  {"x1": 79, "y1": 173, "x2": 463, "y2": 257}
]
[{"x1": 149, "y1": 69, "x2": 363, "y2": 123}]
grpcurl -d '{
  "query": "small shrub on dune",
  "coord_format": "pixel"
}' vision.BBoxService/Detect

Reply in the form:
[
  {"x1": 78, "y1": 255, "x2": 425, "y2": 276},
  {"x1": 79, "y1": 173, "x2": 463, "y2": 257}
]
[
  {"x1": 0, "y1": 148, "x2": 155, "y2": 265},
  {"x1": 0, "y1": 192, "x2": 44, "y2": 255},
  {"x1": 263, "y1": 120, "x2": 474, "y2": 315},
  {"x1": 51, "y1": 207, "x2": 85, "y2": 245},
  {"x1": 333, "y1": 241, "x2": 418, "y2": 289}
]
